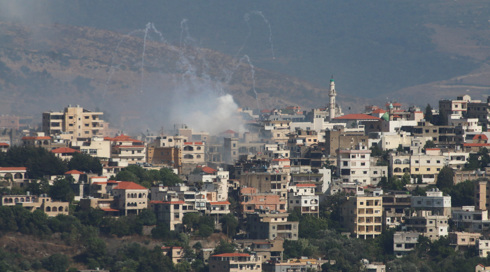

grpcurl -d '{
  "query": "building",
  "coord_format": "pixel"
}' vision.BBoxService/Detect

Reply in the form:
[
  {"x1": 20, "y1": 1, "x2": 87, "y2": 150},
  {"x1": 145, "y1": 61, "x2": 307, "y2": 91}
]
[
  {"x1": 382, "y1": 193, "x2": 411, "y2": 229},
  {"x1": 478, "y1": 240, "x2": 490, "y2": 258},
  {"x1": 105, "y1": 134, "x2": 146, "y2": 164},
  {"x1": 340, "y1": 194, "x2": 383, "y2": 239},
  {"x1": 263, "y1": 258, "x2": 329, "y2": 272},
  {"x1": 112, "y1": 181, "x2": 149, "y2": 215},
  {"x1": 240, "y1": 173, "x2": 289, "y2": 201},
  {"x1": 404, "y1": 210, "x2": 448, "y2": 241},
  {"x1": 246, "y1": 211, "x2": 299, "y2": 240},
  {"x1": 240, "y1": 187, "x2": 287, "y2": 217},
  {"x1": 209, "y1": 253, "x2": 262, "y2": 272},
  {"x1": 42, "y1": 105, "x2": 105, "y2": 140},
  {"x1": 1, "y1": 195, "x2": 69, "y2": 217},
  {"x1": 448, "y1": 232, "x2": 480, "y2": 249},
  {"x1": 393, "y1": 231, "x2": 418, "y2": 258},
  {"x1": 337, "y1": 144, "x2": 372, "y2": 184},
  {"x1": 287, "y1": 184, "x2": 319, "y2": 216},
  {"x1": 411, "y1": 188, "x2": 451, "y2": 217},
  {"x1": 161, "y1": 246, "x2": 185, "y2": 264},
  {"x1": 73, "y1": 136, "x2": 111, "y2": 159}
]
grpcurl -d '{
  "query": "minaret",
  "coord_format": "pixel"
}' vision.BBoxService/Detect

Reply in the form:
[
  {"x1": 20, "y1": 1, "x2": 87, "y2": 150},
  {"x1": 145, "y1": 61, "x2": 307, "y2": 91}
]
[{"x1": 329, "y1": 76, "x2": 336, "y2": 121}]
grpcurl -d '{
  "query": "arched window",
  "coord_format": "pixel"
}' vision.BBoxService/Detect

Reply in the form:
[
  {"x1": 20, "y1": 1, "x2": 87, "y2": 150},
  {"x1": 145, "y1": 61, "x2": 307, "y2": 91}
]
[
  {"x1": 59, "y1": 206, "x2": 64, "y2": 212},
  {"x1": 14, "y1": 198, "x2": 19, "y2": 203},
  {"x1": 14, "y1": 173, "x2": 22, "y2": 179},
  {"x1": 46, "y1": 206, "x2": 51, "y2": 212},
  {"x1": 394, "y1": 167, "x2": 402, "y2": 173},
  {"x1": 139, "y1": 193, "x2": 142, "y2": 198},
  {"x1": 184, "y1": 154, "x2": 194, "y2": 159},
  {"x1": 20, "y1": 198, "x2": 24, "y2": 202},
  {"x1": 52, "y1": 207, "x2": 58, "y2": 212},
  {"x1": 394, "y1": 159, "x2": 402, "y2": 164},
  {"x1": 403, "y1": 159, "x2": 410, "y2": 164},
  {"x1": 403, "y1": 168, "x2": 410, "y2": 173},
  {"x1": 184, "y1": 146, "x2": 194, "y2": 151}
]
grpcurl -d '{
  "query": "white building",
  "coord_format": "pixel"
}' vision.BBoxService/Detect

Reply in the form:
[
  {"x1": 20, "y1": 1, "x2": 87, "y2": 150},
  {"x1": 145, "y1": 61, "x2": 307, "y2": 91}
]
[
  {"x1": 288, "y1": 184, "x2": 319, "y2": 216},
  {"x1": 393, "y1": 231, "x2": 419, "y2": 258},
  {"x1": 337, "y1": 144, "x2": 371, "y2": 185},
  {"x1": 411, "y1": 188, "x2": 451, "y2": 217}
]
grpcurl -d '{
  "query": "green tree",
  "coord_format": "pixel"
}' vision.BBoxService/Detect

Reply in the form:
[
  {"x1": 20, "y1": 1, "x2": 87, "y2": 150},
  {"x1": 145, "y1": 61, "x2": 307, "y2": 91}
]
[
  {"x1": 423, "y1": 140, "x2": 436, "y2": 151},
  {"x1": 436, "y1": 166, "x2": 454, "y2": 190},
  {"x1": 220, "y1": 214, "x2": 238, "y2": 238},
  {"x1": 213, "y1": 240, "x2": 236, "y2": 254},
  {"x1": 159, "y1": 167, "x2": 182, "y2": 186},
  {"x1": 138, "y1": 209, "x2": 157, "y2": 226},
  {"x1": 67, "y1": 152, "x2": 102, "y2": 175},
  {"x1": 425, "y1": 104, "x2": 433, "y2": 123},
  {"x1": 42, "y1": 254, "x2": 69, "y2": 272},
  {"x1": 49, "y1": 178, "x2": 75, "y2": 203}
]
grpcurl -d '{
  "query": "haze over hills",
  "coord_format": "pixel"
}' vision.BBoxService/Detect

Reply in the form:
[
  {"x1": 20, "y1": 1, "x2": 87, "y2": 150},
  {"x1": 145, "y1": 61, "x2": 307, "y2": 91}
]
[{"x1": 0, "y1": 0, "x2": 489, "y2": 131}]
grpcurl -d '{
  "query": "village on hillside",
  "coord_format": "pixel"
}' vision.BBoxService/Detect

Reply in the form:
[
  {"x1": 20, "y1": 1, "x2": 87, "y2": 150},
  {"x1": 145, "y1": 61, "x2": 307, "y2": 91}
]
[{"x1": 1, "y1": 81, "x2": 490, "y2": 271}]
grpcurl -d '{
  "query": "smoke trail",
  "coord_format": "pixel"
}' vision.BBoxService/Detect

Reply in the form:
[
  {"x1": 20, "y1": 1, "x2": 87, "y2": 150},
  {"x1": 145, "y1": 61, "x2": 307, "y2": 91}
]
[
  {"x1": 251, "y1": 11, "x2": 275, "y2": 60},
  {"x1": 241, "y1": 55, "x2": 259, "y2": 111}
]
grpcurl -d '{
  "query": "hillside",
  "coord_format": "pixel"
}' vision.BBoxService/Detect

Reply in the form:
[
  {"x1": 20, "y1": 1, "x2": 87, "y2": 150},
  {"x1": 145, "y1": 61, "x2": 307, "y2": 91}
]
[{"x1": 0, "y1": 22, "x2": 369, "y2": 132}]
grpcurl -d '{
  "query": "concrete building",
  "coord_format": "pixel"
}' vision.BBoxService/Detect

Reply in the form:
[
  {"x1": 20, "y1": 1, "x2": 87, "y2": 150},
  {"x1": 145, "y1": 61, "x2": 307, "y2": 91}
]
[
  {"x1": 287, "y1": 184, "x2": 319, "y2": 216},
  {"x1": 404, "y1": 210, "x2": 448, "y2": 241},
  {"x1": 324, "y1": 128, "x2": 369, "y2": 156},
  {"x1": 478, "y1": 239, "x2": 490, "y2": 258},
  {"x1": 449, "y1": 232, "x2": 480, "y2": 249},
  {"x1": 393, "y1": 231, "x2": 418, "y2": 258},
  {"x1": 382, "y1": 193, "x2": 411, "y2": 229},
  {"x1": 240, "y1": 173, "x2": 289, "y2": 201},
  {"x1": 411, "y1": 188, "x2": 451, "y2": 217},
  {"x1": 73, "y1": 136, "x2": 111, "y2": 159},
  {"x1": 105, "y1": 134, "x2": 146, "y2": 164},
  {"x1": 42, "y1": 105, "x2": 105, "y2": 140},
  {"x1": 341, "y1": 194, "x2": 383, "y2": 239},
  {"x1": 337, "y1": 144, "x2": 372, "y2": 184},
  {"x1": 240, "y1": 187, "x2": 287, "y2": 217},
  {"x1": 112, "y1": 181, "x2": 149, "y2": 215},
  {"x1": 246, "y1": 211, "x2": 299, "y2": 240},
  {"x1": 1, "y1": 195, "x2": 69, "y2": 217},
  {"x1": 209, "y1": 253, "x2": 262, "y2": 272}
]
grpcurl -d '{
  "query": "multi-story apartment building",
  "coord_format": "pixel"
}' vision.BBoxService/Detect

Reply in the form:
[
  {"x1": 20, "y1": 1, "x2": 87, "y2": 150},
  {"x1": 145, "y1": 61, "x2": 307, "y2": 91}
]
[
  {"x1": 337, "y1": 144, "x2": 372, "y2": 184},
  {"x1": 240, "y1": 172, "x2": 289, "y2": 201},
  {"x1": 287, "y1": 184, "x2": 319, "y2": 216},
  {"x1": 340, "y1": 194, "x2": 383, "y2": 239},
  {"x1": 246, "y1": 211, "x2": 299, "y2": 240},
  {"x1": 240, "y1": 187, "x2": 287, "y2": 217},
  {"x1": 73, "y1": 136, "x2": 111, "y2": 159},
  {"x1": 452, "y1": 206, "x2": 490, "y2": 232},
  {"x1": 439, "y1": 95, "x2": 471, "y2": 124},
  {"x1": 400, "y1": 121, "x2": 464, "y2": 148},
  {"x1": 411, "y1": 188, "x2": 451, "y2": 217},
  {"x1": 382, "y1": 192, "x2": 411, "y2": 229},
  {"x1": 324, "y1": 128, "x2": 368, "y2": 156},
  {"x1": 42, "y1": 105, "x2": 105, "y2": 140},
  {"x1": 393, "y1": 231, "x2": 418, "y2": 258},
  {"x1": 466, "y1": 96, "x2": 490, "y2": 127},
  {"x1": 389, "y1": 151, "x2": 445, "y2": 184},
  {"x1": 449, "y1": 232, "x2": 481, "y2": 248},
  {"x1": 112, "y1": 181, "x2": 149, "y2": 216},
  {"x1": 182, "y1": 141, "x2": 205, "y2": 164},
  {"x1": 404, "y1": 210, "x2": 448, "y2": 241},
  {"x1": 151, "y1": 198, "x2": 195, "y2": 231},
  {"x1": 105, "y1": 134, "x2": 146, "y2": 164}
]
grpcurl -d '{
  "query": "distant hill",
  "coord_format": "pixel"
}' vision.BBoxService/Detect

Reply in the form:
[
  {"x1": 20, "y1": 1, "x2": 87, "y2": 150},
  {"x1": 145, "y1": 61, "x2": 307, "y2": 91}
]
[{"x1": 0, "y1": 22, "x2": 370, "y2": 132}]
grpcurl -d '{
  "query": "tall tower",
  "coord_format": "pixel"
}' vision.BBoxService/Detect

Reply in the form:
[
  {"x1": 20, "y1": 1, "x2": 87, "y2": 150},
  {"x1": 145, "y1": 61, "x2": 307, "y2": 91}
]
[{"x1": 329, "y1": 77, "x2": 336, "y2": 121}]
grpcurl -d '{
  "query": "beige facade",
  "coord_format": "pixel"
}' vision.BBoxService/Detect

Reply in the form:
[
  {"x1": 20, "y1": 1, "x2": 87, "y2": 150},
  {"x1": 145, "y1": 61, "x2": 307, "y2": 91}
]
[
  {"x1": 404, "y1": 210, "x2": 448, "y2": 241},
  {"x1": 42, "y1": 105, "x2": 105, "y2": 140},
  {"x1": 1, "y1": 195, "x2": 69, "y2": 217},
  {"x1": 240, "y1": 173, "x2": 289, "y2": 201},
  {"x1": 112, "y1": 181, "x2": 149, "y2": 215},
  {"x1": 449, "y1": 232, "x2": 480, "y2": 248},
  {"x1": 182, "y1": 142, "x2": 205, "y2": 164},
  {"x1": 341, "y1": 195, "x2": 383, "y2": 239},
  {"x1": 246, "y1": 211, "x2": 299, "y2": 240},
  {"x1": 74, "y1": 136, "x2": 111, "y2": 159},
  {"x1": 106, "y1": 134, "x2": 146, "y2": 164}
]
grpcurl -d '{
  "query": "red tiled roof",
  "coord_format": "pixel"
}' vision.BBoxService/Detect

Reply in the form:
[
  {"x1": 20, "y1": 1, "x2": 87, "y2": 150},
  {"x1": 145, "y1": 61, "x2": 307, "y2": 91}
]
[
  {"x1": 104, "y1": 134, "x2": 142, "y2": 143},
  {"x1": 0, "y1": 167, "x2": 27, "y2": 171},
  {"x1": 112, "y1": 181, "x2": 148, "y2": 190},
  {"x1": 333, "y1": 114, "x2": 381, "y2": 121},
  {"x1": 200, "y1": 166, "x2": 217, "y2": 174},
  {"x1": 296, "y1": 184, "x2": 316, "y2": 187},
  {"x1": 371, "y1": 109, "x2": 386, "y2": 114},
  {"x1": 65, "y1": 170, "x2": 84, "y2": 175},
  {"x1": 209, "y1": 201, "x2": 230, "y2": 205},
  {"x1": 107, "y1": 180, "x2": 118, "y2": 184},
  {"x1": 272, "y1": 158, "x2": 290, "y2": 162},
  {"x1": 212, "y1": 253, "x2": 250, "y2": 257},
  {"x1": 261, "y1": 109, "x2": 271, "y2": 113},
  {"x1": 51, "y1": 147, "x2": 79, "y2": 154},
  {"x1": 222, "y1": 129, "x2": 237, "y2": 134},
  {"x1": 22, "y1": 136, "x2": 51, "y2": 140},
  {"x1": 0, "y1": 143, "x2": 9, "y2": 146},
  {"x1": 473, "y1": 134, "x2": 488, "y2": 141},
  {"x1": 184, "y1": 142, "x2": 203, "y2": 145},
  {"x1": 93, "y1": 181, "x2": 107, "y2": 185},
  {"x1": 114, "y1": 145, "x2": 145, "y2": 148},
  {"x1": 464, "y1": 143, "x2": 490, "y2": 147}
]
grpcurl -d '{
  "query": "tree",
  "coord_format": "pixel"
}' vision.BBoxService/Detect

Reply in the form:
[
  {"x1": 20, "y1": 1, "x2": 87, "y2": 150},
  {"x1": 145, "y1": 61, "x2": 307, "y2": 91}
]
[
  {"x1": 423, "y1": 140, "x2": 436, "y2": 151},
  {"x1": 436, "y1": 166, "x2": 454, "y2": 190},
  {"x1": 159, "y1": 167, "x2": 182, "y2": 186},
  {"x1": 49, "y1": 178, "x2": 75, "y2": 203},
  {"x1": 220, "y1": 214, "x2": 238, "y2": 238},
  {"x1": 42, "y1": 254, "x2": 69, "y2": 272},
  {"x1": 67, "y1": 152, "x2": 102, "y2": 175},
  {"x1": 213, "y1": 240, "x2": 236, "y2": 254},
  {"x1": 425, "y1": 104, "x2": 433, "y2": 123},
  {"x1": 138, "y1": 209, "x2": 157, "y2": 226}
]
